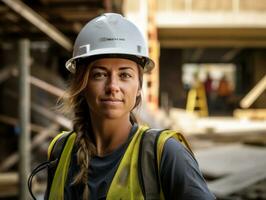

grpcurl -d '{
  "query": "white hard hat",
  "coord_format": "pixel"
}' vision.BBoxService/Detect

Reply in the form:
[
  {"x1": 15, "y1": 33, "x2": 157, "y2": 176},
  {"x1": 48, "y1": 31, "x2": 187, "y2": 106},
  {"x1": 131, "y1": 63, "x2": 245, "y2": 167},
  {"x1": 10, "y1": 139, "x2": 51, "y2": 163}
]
[{"x1": 65, "y1": 13, "x2": 155, "y2": 73}]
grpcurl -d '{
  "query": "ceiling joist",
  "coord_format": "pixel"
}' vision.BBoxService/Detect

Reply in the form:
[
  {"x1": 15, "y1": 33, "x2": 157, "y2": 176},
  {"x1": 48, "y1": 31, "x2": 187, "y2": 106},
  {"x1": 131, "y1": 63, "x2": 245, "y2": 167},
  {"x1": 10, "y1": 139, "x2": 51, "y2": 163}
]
[{"x1": 2, "y1": 0, "x2": 72, "y2": 51}]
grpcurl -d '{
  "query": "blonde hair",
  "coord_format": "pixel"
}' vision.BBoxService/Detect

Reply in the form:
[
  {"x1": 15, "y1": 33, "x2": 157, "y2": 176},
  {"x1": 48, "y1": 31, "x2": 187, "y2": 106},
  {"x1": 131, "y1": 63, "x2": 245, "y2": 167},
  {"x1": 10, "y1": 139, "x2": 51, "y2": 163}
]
[{"x1": 59, "y1": 59, "x2": 143, "y2": 199}]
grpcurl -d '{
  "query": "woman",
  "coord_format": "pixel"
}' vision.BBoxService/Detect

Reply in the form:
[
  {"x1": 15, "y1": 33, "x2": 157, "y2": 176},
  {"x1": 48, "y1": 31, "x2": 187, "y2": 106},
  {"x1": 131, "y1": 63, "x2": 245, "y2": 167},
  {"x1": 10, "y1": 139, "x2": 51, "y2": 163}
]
[{"x1": 45, "y1": 13, "x2": 215, "y2": 200}]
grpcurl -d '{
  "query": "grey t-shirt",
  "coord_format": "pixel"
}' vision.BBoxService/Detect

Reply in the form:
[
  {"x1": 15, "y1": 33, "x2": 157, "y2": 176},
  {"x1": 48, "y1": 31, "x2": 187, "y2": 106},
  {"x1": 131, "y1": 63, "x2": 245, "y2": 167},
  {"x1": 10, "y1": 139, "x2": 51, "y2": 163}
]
[{"x1": 64, "y1": 124, "x2": 215, "y2": 200}]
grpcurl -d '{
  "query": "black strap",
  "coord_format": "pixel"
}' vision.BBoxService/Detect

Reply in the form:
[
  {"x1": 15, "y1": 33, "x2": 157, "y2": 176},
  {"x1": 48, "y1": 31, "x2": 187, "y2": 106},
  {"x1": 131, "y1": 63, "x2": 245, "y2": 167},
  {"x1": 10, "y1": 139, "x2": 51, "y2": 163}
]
[
  {"x1": 28, "y1": 160, "x2": 58, "y2": 200},
  {"x1": 49, "y1": 131, "x2": 74, "y2": 162},
  {"x1": 138, "y1": 128, "x2": 166, "y2": 200},
  {"x1": 44, "y1": 131, "x2": 74, "y2": 199}
]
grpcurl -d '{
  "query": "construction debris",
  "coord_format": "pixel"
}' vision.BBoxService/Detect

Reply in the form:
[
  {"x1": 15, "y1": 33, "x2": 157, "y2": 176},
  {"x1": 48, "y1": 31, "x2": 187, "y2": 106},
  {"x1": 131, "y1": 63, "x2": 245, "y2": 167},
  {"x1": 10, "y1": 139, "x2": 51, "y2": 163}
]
[{"x1": 234, "y1": 109, "x2": 266, "y2": 120}]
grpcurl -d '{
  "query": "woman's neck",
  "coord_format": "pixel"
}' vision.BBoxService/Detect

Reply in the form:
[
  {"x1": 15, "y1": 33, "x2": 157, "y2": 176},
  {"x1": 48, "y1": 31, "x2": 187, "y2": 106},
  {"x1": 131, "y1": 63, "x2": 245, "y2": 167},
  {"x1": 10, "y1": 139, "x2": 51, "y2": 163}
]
[{"x1": 90, "y1": 115, "x2": 133, "y2": 156}]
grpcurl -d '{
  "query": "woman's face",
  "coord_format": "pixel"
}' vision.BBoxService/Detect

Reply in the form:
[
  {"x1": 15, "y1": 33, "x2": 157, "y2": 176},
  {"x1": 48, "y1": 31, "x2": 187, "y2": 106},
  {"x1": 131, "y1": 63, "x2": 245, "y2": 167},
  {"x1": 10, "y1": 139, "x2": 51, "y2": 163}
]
[{"x1": 85, "y1": 58, "x2": 140, "y2": 120}]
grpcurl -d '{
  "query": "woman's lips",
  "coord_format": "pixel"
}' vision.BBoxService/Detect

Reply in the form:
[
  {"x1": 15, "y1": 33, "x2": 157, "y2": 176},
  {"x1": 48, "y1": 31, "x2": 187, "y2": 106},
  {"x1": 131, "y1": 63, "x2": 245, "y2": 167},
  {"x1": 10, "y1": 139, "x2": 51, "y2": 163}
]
[
  {"x1": 100, "y1": 98, "x2": 123, "y2": 105},
  {"x1": 101, "y1": 98, "x2": 123, "y2": 102}
]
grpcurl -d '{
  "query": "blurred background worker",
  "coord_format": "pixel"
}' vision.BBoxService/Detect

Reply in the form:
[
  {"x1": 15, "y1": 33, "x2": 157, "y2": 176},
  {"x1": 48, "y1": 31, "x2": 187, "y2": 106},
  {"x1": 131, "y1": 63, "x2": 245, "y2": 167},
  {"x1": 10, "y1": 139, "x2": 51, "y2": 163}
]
[{"x1": 217, "y1": 74, "x2": 233, "y2": 112}]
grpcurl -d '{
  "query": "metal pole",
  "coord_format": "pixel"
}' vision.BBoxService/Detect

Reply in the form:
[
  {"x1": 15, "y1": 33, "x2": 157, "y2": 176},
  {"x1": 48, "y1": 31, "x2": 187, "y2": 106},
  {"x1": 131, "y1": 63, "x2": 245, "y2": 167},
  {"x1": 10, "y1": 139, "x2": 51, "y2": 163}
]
[{"x1": 18, "y1": 39, "x2": 31, "y2": 200}]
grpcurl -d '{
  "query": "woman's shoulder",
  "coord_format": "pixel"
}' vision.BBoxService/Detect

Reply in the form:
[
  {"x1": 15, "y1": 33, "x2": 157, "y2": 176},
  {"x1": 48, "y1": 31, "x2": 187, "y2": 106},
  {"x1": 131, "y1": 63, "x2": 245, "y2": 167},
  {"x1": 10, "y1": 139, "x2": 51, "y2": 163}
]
[
  {"x1": 163, "y1": 137, "x2": 193, "y2": 158},
  {"x1": 154, "y1": 129, "x2": 196, "y2": 164},
  {"x1": 160, "y1": 136, "x2": 199, "y2": 179}
]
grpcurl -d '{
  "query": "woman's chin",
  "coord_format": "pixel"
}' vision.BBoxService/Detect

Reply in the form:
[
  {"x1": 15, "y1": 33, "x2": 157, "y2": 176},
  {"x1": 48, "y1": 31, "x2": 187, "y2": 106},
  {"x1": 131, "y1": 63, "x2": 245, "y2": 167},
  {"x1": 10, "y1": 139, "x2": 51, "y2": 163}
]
[{"x1": 95, "y1": 110, "x2": 125, "y2": 120}]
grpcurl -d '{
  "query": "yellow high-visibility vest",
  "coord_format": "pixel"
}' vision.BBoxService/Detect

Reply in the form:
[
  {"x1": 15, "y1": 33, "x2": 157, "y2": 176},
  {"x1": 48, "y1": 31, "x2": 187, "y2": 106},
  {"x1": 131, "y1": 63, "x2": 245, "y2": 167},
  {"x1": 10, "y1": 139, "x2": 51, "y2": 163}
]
[{"x1": 47, "y1": 126, "x2": 192, "y2": 200}]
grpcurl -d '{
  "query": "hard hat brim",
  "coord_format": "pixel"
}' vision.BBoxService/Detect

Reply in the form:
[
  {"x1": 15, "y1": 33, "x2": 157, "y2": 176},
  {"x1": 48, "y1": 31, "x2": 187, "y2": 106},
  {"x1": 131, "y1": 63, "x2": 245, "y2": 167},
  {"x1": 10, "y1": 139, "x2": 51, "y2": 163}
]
[{"x1": 66, "y1": 50, "x2": 154, "y2": 74}]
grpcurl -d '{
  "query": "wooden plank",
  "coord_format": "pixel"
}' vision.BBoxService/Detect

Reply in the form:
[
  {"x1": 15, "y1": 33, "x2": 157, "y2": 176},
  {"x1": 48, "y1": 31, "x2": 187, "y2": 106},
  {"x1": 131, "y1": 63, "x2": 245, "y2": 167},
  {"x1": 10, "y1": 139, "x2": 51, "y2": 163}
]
[
  {"x1": 188, "y1": 116, "x2": 266, "y2": 135},
  {"x1": 234, "y1": 108, "x2": 266, "y2": 120},
  {"x1": 240, "y1": 74, "x2": 266, "y2": 108},
  {"x1": 0, "y1": 172, "x2": 18, "y2": 185},
  {"x1": 0, "y1": 172, "x2": 18, "y2": 197},
  {"x1": 208, "y1": 162, "x2": 266, "y2": 197}
]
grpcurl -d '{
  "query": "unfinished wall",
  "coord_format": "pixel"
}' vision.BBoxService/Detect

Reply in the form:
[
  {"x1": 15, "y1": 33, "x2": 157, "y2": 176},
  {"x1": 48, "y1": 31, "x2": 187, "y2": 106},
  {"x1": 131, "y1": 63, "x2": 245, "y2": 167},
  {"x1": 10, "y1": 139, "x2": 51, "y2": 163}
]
[{"x1": 159, "y1": 48, "x2": 185, "y2": 108}]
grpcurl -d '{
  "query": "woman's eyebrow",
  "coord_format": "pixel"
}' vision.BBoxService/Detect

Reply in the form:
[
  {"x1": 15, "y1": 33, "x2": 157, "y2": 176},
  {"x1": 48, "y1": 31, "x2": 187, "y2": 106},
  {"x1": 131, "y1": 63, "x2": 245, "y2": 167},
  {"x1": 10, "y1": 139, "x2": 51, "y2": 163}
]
[
  {"x1": 119, "y1": 67, "x2": 135, "y2": 71},
  {"x1": 90, "y1": 66, "x2": 106, "y2": 70}
]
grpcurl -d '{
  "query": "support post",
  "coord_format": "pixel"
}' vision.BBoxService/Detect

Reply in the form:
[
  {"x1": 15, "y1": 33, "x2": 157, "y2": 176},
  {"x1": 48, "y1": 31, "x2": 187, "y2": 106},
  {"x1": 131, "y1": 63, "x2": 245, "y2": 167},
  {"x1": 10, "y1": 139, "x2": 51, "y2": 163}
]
[{"x1": 18, "y1": 39, "x2": 31, "y2": 200}]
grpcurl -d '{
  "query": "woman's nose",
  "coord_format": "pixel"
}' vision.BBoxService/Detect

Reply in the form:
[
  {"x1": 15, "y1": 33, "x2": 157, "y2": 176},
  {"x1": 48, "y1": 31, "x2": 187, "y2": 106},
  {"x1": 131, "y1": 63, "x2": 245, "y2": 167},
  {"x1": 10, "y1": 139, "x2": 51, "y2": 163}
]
[{"x1": 105, "y1": 76, "x2": 120, "y2": 94}]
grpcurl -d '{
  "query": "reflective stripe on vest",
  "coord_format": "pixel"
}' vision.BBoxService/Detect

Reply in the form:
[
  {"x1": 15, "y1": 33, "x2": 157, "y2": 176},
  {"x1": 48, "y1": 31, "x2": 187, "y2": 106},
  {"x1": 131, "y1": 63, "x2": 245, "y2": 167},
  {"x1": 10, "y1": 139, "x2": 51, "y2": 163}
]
[
  {"x1": 49, "y1": 132, "x2": 77, "y2": 200},
  {"x1": 47, "y1": 132, "x2": 66, "y2": 160}
]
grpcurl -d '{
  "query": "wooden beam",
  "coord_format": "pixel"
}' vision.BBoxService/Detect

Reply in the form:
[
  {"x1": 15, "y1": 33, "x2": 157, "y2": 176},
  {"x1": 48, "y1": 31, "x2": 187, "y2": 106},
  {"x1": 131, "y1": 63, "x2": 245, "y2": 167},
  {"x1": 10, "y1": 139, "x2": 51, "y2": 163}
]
[
  {"x1": 72, "y1": 22, "x2": 83, "y2": 33},
  {"x1": 104, "y1": 0, "x2": 112, "y2": 12},
  {"x1": 2, "y1": 0, "x2": 72, "y2": 51},
  {"x1": 0, "y1": 172, "x2": 18, "y2": 197},
  {"x1": 158, "y1": 26, "x2": 266, "y2": 49},
  {"x1": 5, "y1": 12, "x2": 19, "y2": 22},
  {"x1": 12, "y1": 68, "x2": 65, "y2": 97},
  {"x1": 2, "y1": 88, "x2": 72, "y2": 129},
  {"x1": 31, "y1": 103, "x2": 72, "y2": 129},
  {"x1": 0, "y1": 124, "x2": 58, "y2": 172},
  {"x1": 39, "y1": 0, "x2": 102, "y2": 7},
  {"x1": 0, "y1": 67, "x2": 16, "y2": 84},
  {"x1": 160, "y1": 39, "x2": 266, "y2": 48},
  {"x1": 159, "y1": 27, "x2": 266, "y2": 38},
  {"x1": 0, "y1": 114, "x2": 46, "y2": 133},
  {"x1": 112, "y1": 0, "x2": 124, "y2": 13},
  {"x1": 156, "y1": 12, "x2": 266, "y2": 28},
  {"x1": 191, "y1": 48, "x2": 204, "y2": 62},
  {"x1": 0, "y1": 154, "x2": 19, "y2": 173},
  {"x1": 240, "y1": 74, "x2": 266, "y2": 108},
  {"x1": 30, "y1": 76, "x2": 65, "y2": 97},
  {"x1": 221, "y1": 48, "x2": 241, "y2": 61},
  {"x1": 0, "y1": 172, "x2": 18, "y2": 185}
]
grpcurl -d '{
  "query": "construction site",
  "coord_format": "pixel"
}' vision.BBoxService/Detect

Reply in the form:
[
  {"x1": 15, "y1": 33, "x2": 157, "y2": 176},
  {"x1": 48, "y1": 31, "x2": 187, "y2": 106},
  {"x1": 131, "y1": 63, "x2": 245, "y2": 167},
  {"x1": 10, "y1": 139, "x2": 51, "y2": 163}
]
[{"x1": 0, "y1": 0, "x2": 266, "y2": 199}]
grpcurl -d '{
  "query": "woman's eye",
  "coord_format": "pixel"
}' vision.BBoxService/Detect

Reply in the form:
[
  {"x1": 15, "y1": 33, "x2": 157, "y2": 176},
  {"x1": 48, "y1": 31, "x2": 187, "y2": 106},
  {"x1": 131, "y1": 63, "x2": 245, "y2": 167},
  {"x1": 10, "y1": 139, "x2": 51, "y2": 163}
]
[
  {"x1": 92, "y1": 72, "x2": 107, "y2": 79},
  {"x1": 120, "y1": 73, "x2": 132, "y2": 79}
]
